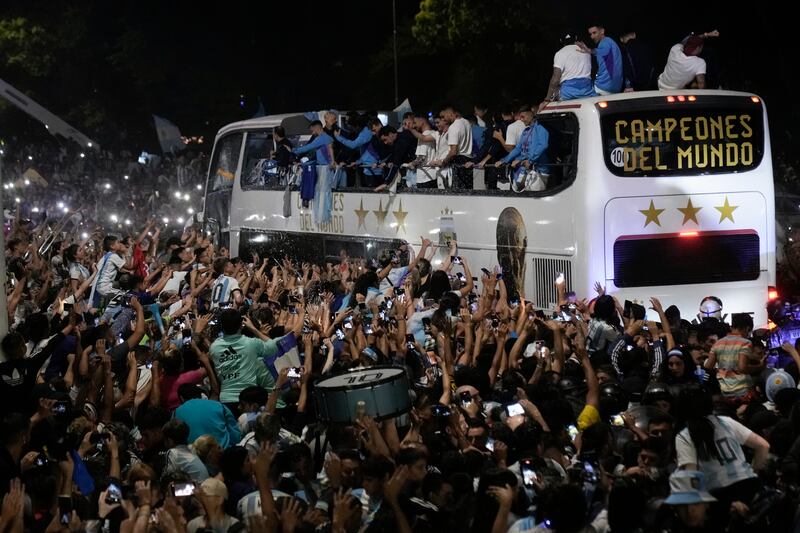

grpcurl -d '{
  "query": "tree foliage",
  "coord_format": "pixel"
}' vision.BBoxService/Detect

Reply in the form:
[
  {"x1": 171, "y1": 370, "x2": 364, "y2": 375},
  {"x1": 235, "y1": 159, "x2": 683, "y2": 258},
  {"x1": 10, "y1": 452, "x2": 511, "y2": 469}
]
[{"x1": 0, "y1": 17, "x2": 55, "y2": 76}]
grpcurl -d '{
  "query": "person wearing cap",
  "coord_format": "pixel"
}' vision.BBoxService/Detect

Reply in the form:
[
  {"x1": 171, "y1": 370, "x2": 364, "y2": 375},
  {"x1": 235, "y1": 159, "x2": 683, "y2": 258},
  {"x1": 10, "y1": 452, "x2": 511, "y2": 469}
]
[
  {"x1": 189, "y1": 477, "x2": 240, "y2": 533},
  {"x1": 663, "y1": 470, "x2": 717, "y2": 530},
  {"x1": 764, "y1": 368, "x2": 796, "y2": 409},
  {"x1": 542, "y1": 31, "x2": 595, "y2": 104},
  {"x1": 657, "y1": 30, "x2": 720, "y2": 90}
]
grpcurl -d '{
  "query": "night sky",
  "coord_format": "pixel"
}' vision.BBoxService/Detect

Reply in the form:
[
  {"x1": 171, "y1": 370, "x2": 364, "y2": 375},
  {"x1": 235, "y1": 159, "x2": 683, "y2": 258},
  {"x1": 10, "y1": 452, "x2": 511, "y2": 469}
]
[{"x1": 0, "y1": 0, "x2": 796, "y2": 157}]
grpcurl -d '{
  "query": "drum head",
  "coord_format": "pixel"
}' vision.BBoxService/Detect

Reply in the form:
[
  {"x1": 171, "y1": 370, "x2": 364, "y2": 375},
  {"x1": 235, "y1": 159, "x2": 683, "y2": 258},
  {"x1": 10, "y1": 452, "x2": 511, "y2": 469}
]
[{"x1": 316, "y1": 366, "x2": 406, "y2": 391}]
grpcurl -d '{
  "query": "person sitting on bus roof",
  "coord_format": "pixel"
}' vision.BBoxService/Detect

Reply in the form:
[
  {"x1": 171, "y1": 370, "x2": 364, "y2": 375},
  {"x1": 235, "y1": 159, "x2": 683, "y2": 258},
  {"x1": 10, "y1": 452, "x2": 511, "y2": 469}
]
[
  {"x1": 542, "y1": 31, "x2": 596, "y2": 104},
  {"x1": 495, "y1": 106, "x2": 550, "y2": 190},
  {"x1": 334, "y1": 116, "x2": 384, "y2": 187},
  {"x1": 292, "y1": 120, "x2": 335, "y2": 224},
  {"x1": 657, "y1": 30, "x2": 719, "y2": 90},
  {"x1": 578, "y1": 23, "x2": 624, "y2": 95},
  {"x1": 619, "y1": 29, "x2": 656, "y2": 92}
]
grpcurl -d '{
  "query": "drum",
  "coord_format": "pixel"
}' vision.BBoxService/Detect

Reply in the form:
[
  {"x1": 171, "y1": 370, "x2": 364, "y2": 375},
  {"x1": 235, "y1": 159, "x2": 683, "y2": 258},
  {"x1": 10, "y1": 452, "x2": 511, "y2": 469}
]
[{"x1": 314, "y1": 366, "x2": 411, "y2": 423}]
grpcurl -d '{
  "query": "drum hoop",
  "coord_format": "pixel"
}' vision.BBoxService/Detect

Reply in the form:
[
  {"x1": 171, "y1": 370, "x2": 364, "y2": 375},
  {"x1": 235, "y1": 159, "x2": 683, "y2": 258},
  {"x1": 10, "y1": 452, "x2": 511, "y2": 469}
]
[{"x1": 315, "y1": 365, "x2": 407, "y2": 392}]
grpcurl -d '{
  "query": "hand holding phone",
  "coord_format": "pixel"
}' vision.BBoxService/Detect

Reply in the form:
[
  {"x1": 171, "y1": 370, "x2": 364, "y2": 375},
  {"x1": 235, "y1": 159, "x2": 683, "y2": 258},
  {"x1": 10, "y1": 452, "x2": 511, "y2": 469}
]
[
  {"x1": 106, "y1": 482, "x2": 123, "y2": 505},
  {"x1": 171, "y1": 482, "x2": 196, "y2": 498},
  {"x1": 460, "y1": 391, "x2": 472, "y2": 408},
  {"x1": 521, "y1": 459, "x2": 538, "y2": 487},
  {"x1": 506, "y1": 402, "x2": 525, "y2": 417},
  {"x1": 58, "y1": 496, "x2": 73, "y2": 525}
]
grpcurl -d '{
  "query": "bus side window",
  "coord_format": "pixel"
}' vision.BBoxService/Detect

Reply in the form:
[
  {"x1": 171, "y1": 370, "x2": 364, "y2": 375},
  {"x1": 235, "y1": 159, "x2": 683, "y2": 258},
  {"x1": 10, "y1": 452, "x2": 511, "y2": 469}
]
[
  {"x1": 537, "y1": 113, "x2": 579, "y2": 192},
  {"x1": 241, "y1": 132, "x2": 276, "y2": 190}
]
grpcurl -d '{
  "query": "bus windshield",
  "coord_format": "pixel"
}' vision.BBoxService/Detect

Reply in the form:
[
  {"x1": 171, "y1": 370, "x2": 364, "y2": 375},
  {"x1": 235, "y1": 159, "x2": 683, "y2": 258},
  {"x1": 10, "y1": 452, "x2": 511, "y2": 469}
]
[{"x1": 599, "y1": 95, "x2": 764, "y2": 177}]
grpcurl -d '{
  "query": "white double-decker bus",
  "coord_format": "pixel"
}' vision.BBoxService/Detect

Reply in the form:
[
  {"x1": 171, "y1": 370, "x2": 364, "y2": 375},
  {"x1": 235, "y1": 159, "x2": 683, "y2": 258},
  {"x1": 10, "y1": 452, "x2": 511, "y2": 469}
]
[{"x1": 202, "y1": 91, "x2": 775, "y2": 324}]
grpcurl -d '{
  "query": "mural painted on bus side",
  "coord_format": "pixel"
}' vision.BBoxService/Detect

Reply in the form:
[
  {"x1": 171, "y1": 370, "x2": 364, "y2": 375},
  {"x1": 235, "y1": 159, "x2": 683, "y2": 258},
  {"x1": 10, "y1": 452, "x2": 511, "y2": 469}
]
[{"x1": 496, "y1": 207, "x2": 527, "y2": 300}]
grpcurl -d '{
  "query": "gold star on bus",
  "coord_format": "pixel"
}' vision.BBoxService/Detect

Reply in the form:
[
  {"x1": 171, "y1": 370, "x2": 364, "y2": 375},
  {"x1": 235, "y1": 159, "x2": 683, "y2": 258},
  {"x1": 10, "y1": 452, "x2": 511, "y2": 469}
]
[
  {"x1": 392, "y1": 199, "x2": 408, "y2": 234},
  {"x1": 677, "y1": 199, "x2": 702, "y2": 225},
  {"x1": 714, "y1": 196, "x2": 739, "y2": 223},
  {"x1": 639, "y1": 200, "x2": 665, "y2": 227},
  {"x1": 373, "y1": 199, "x2": 389, "y2": 229},
  {"x1": 354, "y1": 198, "x2": 369, "y2": 230}
]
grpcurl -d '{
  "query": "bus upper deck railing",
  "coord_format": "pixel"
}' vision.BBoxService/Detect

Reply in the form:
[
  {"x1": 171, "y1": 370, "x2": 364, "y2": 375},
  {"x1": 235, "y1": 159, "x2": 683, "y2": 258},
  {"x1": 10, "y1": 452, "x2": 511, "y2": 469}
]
[{"x1": 231, "y1": 159, "x2": 576, "y2": 196}]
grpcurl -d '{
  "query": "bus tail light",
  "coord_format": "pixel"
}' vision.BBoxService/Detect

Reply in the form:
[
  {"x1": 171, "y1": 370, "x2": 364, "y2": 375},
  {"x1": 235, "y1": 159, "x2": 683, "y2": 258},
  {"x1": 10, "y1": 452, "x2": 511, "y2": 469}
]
[
  {"x1": 768, "y1": 286, "x2": 779, "y2": 300},
  {"x1": 598, "y1": 101, "x2": 608, "y2": 108},
  {"x1": 687, "y1": 95, "x2": 697, "y2": 102},
  {"x1": 679, "y1": 231, "x2": 699, "y2": 237},
  {"x1": 666, "y1": 96, "x2": 675, "y2": 103},
  {"x1": 677, "y1": 95, "x2": 686, "y2": 102},
  {"x1": 751, "y1": 96, "x2": 760, "y2": 103}
]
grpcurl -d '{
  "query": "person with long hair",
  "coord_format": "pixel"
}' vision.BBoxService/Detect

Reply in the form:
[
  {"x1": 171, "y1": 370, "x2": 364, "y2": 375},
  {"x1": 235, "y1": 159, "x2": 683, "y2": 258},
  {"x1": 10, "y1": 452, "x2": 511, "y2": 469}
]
[{"x1": 674, "y1": 385, "x2": 769, "y2": 524}]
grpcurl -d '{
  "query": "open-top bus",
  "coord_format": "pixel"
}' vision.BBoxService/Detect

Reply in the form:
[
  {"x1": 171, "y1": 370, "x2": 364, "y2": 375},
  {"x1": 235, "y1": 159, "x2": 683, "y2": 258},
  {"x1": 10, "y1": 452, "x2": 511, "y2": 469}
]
[{"x1": 202, "y1": 91, "x2": 775, "y2": 324}]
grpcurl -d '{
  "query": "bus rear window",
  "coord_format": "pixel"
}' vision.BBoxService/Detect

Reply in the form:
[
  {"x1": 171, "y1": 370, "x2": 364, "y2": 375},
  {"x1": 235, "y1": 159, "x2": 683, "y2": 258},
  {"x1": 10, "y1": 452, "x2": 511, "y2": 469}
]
[
  {"x1": 599, "y1": 96, "x2": 764, "y2": 177},
  {"x1": 613, "y1": 231, "x2": 760, "y2": 287}
]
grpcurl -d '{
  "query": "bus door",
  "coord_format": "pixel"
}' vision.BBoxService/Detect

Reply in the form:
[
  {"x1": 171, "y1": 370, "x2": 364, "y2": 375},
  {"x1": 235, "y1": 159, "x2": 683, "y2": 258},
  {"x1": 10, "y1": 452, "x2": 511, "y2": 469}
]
[{"x1": 205, "y1": 132, "x2": 243, "y2": 248}]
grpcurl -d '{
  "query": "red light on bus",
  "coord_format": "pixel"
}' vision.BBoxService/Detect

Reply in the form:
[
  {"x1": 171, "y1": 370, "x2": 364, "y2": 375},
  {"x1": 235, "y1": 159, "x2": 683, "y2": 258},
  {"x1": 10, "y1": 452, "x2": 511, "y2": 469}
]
[
  {"x1": 679, "y1": 231, "x2": 699, "y2": 237},
  {"x1": 677, "y1": 95, "x2": 686, "y2": 102},
  {"x1": 751, "y1": 96, "x2": 760, "y2": 103},
  {"x1": 666, "y1": 96, "x2": 676, "y2": 103},
  {"x1": 598, "y1": 101, "x2": 608, "y2": 108},
  {"x1": 768, "y1": 286, "x2": 779, "y2": 300},
  {"x1": 687, "y1": 95, "x2": 697, "y2": 102}
]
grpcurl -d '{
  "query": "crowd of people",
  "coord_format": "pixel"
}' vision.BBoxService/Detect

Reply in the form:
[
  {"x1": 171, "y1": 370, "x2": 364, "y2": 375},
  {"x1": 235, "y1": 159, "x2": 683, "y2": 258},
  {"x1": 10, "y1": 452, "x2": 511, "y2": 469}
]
[
  {"x1": 3, "y1": 216, "x2": 800, "y2": 533},
  {"x1": 6, "y1": 22, "x2": 800, "y2": 533},
  {"x1": 1, "y1": 138, "x2": 207, "y2": 233}
]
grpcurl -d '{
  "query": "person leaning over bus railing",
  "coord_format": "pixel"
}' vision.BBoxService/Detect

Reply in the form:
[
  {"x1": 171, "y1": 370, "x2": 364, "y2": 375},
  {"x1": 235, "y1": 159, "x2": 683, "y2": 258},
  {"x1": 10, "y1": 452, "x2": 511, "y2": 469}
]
[
  {"x1": 374, "y1": 121, "x2": 416, "y2": 193},
  {"x1": 334, "y1": 116, "x2": 384, "y2": 187},
  {"x1": 494, "y1": 106, "x2": 550, "y2": 190},
  {"x1": 432, "y1": 105, "x2": 473, "y2": 189},
  {"x1": 464, "y1": 112, "x2": 512, "y2": 189}
]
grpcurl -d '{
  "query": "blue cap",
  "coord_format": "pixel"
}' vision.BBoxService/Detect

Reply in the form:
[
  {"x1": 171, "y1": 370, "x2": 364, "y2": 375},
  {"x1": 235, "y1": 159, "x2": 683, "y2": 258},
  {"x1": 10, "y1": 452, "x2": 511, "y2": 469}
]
[{"x1": 766, "y1": 369, "x2": 796, "y2": 403}]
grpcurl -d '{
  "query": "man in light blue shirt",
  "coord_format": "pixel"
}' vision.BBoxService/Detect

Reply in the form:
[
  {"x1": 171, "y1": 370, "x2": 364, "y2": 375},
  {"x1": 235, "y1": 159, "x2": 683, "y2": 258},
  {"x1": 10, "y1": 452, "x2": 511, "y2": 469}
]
[
  {"x1": 293, "y1": 120, "x2": 335, "y2": 224},
  {"x1": 579, "y1": 24, "x2": 623, "y2": 95},
  {"x1": 495, "y1": 107, "x2": 550, "y2": 191},
  {"x1": 334, "y1": 116, "x2": 384, "y2": 186}
]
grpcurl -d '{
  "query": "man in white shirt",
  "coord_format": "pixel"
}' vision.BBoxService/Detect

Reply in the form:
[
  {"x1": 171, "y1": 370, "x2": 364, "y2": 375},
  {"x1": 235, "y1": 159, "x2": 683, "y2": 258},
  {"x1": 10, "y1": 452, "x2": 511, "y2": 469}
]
[
  {"x1": 408, "y1": 115, "x2": 439, "y2": 189},
  {"x1": 89, "y1": 235, "x2": 132, "y2": 308},
  {"x1": 210, "y1": 257, "x2": 243, "y2": 309},
  {"x1": 494, "y1": 106, "x2": 527, "y2": 155},
  {"x1": 658, "y1": 30, "x2": 719, "y2": 90},
  {"x1": 436, "y1": 105, "x2": 473, "y2": 189},
  {"x1": 542, "y1": 32, "x2": 595, "y2": 102}
]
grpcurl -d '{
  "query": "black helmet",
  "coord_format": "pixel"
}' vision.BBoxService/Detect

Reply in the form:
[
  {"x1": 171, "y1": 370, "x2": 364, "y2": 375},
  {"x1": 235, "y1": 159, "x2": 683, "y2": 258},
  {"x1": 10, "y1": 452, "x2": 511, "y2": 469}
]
[
  {"x1": 599, "y1": 382, "x2": 628, "y2": 416},
  {"x1": 559, "y1": 376, "x2": 582, "y2": 394},
  {"x1": 642, "y1": 382, "x2": 673, "y2": 406}
]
